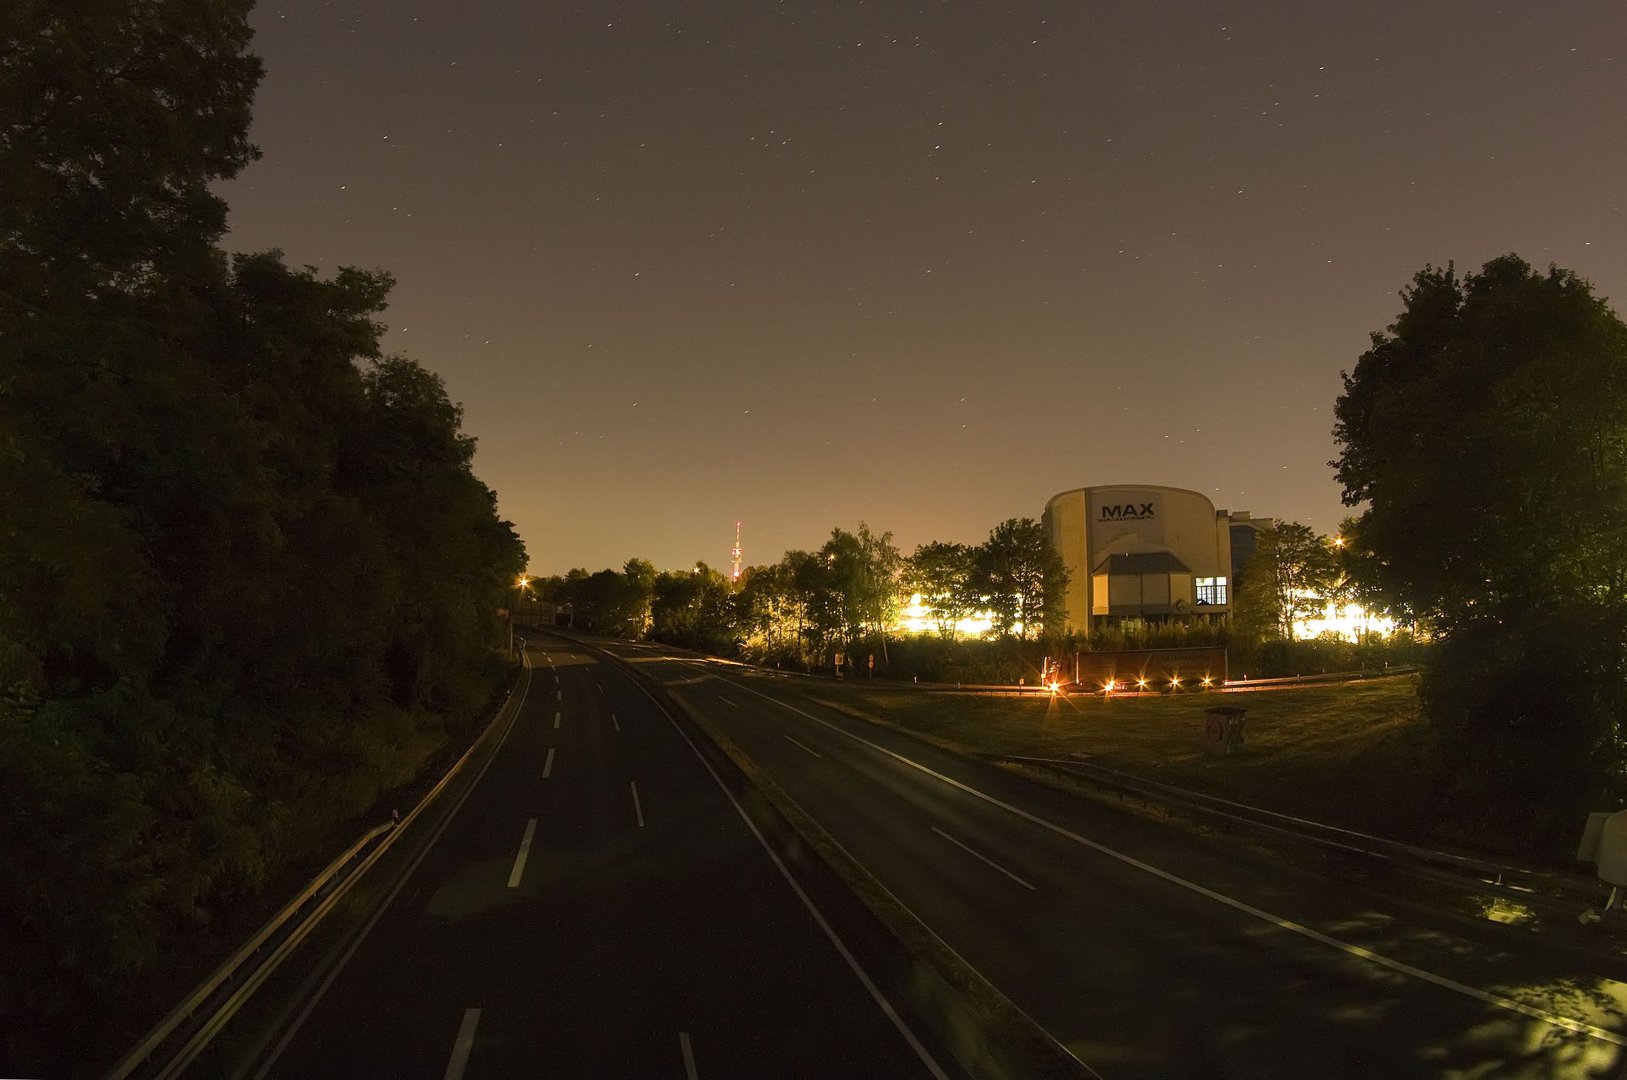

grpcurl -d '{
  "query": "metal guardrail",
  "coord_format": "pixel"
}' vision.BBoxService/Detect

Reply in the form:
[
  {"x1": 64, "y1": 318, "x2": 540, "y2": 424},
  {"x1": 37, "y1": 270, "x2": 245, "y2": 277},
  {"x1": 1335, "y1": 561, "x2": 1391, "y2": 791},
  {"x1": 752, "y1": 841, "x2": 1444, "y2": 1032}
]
[
  {"x1": 996, "y1": 754, "x2": 1588, "y2": 899},
  {"x1": 105, "y1": 821, "x2": 397, "y2": 1080},
  {"x1": 105, "y1": 657, "x2": 532, "y2": 1080},
  {"x1": 1217, "y1": 666, "x2": 1422, "y2": 690}
]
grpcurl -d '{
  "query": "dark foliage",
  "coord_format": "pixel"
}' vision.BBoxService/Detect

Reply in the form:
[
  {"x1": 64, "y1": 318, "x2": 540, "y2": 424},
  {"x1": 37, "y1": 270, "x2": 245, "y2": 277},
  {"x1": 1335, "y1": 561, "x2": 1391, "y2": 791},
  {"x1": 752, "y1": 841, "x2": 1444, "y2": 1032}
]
[
  {"x1": 0, "y1": 3, "x2": 524, "y2": 1070},
  {"x1": 1333, "y1": 256, "x2": 1627, "y2": 845}
]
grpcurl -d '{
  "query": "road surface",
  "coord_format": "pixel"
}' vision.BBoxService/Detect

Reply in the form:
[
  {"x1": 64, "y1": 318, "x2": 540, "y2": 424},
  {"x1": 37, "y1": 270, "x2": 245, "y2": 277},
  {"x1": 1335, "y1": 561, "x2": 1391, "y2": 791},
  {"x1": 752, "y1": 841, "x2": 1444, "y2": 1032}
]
[
  {"x1": 256, "y1": 642, "x2": 951, "y2": 1078},
  {"x1": 599, "y1": 639, "x2": 1627, "y2": 1079}
]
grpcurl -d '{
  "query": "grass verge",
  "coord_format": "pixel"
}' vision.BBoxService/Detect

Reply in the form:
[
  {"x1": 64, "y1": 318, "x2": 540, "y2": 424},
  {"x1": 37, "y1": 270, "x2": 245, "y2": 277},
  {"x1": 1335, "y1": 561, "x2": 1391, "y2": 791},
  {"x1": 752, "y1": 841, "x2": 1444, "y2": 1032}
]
[{"x1": 783, "y1": 676, "x2": 1495, "y2": 854}]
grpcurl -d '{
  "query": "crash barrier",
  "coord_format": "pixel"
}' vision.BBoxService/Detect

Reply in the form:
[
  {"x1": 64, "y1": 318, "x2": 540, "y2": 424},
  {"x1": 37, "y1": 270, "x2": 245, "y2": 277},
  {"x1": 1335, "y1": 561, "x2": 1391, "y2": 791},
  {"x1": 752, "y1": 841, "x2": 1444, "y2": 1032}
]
[{"x1": 1000, "y1": 754, "x2": 1601, "y2": 907}]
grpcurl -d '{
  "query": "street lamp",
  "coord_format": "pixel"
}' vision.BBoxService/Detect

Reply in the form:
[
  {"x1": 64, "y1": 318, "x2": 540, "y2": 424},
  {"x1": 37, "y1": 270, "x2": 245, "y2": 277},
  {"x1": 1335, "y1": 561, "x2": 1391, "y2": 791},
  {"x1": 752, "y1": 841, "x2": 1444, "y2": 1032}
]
[{"x1": 509, "y1": 574, "x2": 531, "y2": 657}]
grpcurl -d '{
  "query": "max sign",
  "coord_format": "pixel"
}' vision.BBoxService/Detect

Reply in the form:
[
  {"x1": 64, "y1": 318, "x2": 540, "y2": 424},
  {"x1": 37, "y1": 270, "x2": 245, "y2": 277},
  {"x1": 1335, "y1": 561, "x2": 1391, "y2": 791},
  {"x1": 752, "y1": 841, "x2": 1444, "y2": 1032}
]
[{"x1": 1099, "y1": 502, "x2": 1156, "y2": 521}]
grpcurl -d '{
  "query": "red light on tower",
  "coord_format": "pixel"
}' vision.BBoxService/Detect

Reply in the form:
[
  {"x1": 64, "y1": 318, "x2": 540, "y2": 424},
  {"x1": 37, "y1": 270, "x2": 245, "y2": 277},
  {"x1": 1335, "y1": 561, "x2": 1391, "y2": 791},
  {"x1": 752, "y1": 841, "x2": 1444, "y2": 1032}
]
[{"x1": 730, "y1": 520, "x2": 743, "y2": 581}]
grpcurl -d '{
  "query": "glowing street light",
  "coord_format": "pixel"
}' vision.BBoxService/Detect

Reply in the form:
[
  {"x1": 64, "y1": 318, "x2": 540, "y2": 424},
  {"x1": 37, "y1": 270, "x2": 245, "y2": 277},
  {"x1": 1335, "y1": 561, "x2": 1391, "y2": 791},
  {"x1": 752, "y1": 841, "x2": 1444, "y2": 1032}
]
[{"x1": 509, "y1": 574, "x2": 533, "y2": 657}]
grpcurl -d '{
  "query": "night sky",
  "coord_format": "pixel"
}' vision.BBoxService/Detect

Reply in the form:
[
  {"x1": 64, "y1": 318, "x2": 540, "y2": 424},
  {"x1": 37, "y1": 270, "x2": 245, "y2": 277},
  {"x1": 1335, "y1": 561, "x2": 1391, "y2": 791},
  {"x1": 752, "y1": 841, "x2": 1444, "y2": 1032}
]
[{"x1": 221, "y1": 1, "x2": 1627, "y2": 575}]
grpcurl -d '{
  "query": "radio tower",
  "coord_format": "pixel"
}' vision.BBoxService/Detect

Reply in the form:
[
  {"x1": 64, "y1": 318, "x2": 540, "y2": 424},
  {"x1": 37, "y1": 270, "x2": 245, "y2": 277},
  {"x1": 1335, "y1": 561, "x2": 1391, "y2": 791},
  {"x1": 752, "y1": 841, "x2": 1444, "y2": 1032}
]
[{"x1": 730, "y1": 520, "x2": 744, "y2": 582}]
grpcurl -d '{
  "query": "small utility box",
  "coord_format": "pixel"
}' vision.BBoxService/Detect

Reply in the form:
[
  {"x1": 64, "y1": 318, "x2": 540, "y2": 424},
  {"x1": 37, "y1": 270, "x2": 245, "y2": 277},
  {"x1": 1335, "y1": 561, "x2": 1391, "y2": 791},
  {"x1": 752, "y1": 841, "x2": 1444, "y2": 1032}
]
[
  {"x1": 1203, "y1": 706, "x2": 1248, "y2": 755},
  {"x1": 1582, "y1": 810, "x2": 1627, "y2": 887},
  {"x1": 1578, "y1": 812, "x2": 1614, "y2": 864}
]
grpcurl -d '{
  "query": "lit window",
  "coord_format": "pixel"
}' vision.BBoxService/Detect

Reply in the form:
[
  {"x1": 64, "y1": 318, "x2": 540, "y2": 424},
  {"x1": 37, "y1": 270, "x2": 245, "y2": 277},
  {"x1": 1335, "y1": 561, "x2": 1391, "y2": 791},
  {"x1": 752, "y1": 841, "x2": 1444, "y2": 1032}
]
[{"x1": 1196, "y1": 576, "x2": 1228, "y2": 605}]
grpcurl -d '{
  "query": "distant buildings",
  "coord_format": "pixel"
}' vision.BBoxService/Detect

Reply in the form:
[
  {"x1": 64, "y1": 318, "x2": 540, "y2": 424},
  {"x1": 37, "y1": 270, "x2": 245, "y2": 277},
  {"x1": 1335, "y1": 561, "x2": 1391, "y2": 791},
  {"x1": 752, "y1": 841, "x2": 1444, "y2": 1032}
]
[{"x1": 1042, "y1": 485, "x2": 1272, "y2": 635}]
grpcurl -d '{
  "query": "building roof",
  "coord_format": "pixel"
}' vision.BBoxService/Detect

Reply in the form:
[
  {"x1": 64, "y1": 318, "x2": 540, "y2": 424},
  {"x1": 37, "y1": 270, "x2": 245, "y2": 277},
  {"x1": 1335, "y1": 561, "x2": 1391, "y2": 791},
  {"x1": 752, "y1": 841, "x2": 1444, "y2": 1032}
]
[
  {"x1": 1092, "y1": 551, "x2": 1193, "y2": 575},
  {"x1": 1043, "y1": 483, "x2": 1219, "y2": 511}
]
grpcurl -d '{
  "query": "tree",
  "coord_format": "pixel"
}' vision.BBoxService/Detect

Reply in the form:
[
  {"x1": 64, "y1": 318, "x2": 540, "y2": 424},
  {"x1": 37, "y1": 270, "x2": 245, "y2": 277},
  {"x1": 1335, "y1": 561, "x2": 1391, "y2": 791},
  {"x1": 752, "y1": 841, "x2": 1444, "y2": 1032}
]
[
  {"x1": 735, "y1": 559, "x2": 809, "y2": 663},
  {"x1": 904, "y1": 542, "x2": 979, "y2": 640},
  {"x1": 976, "y1": 518, "x2": 1067, "y2": 641},
  {"x1": 552, "y1": 559, "x2": 655, "y2": 638},
  {"x1": 621, "y1": 558, "x2": 657, "y2": 636},
  {"x1": 857, "y1": 523, "x2": 904, "y2": 660},
  {"x1": 1332, "y1": 255, "x2": 1627, "y2": 837},
  {"x1": 1233, "y1": 522, "x2": 1337, "y2": 641},
  {"x1": 0, "y1": 6, "x2": 529, "y2": 1067},
  {"x1": 650, "y1": 563, "x2": 736, "y2": 653},
  {"x1": 1, "y1": 0, "x2": 262, "y2": 310},
  {"x1": 813, "y1": 524, "x2": 902, "y2": 662}
]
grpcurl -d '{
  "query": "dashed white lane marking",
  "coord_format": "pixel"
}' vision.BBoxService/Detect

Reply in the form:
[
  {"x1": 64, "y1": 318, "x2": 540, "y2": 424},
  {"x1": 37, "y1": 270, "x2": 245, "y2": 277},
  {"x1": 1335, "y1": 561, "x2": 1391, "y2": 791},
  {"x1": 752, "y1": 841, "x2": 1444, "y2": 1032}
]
[
  {"x1": 443, "y1": 1008, "x2": 480, "y2": 1080},
  {"x1": 556, "y1": 689, "x2": 562, "y2": 702},
  {"x1": 783, "y1": 734, "x2": 823, "y2": 759},
  {"x1": 630, "y1": 781, "x2": 645, "y2": 828},
  {"x1": 610, "y1": 712, "x2": 621, "y2": 732},
  {"x1": 933, "y1": 826, "x2": 1036, "y2": 891},
  {"x1": 724, "y1": 674, "x2": 1627, "y2": 1048},
  {"x1": 717, "y1": 695, "x2": 739, "y2": 708},
  {"x1": 596, "y1": 682, "x2": 604, "y2": 691},
  {"x1": 543, "y1": 747, "x2": 555, "y2": 778},
  {"x1": 553, "y1": 710, "x2": 561, "y2": 730},
  {"x1": 679, "y1": 1032, "x2": 699, "y2": 1079},
  {"x1": 507, "y1": 819, "x2": 537, "y2": 888},
  {"x1": 623, "y1": 677, "x2": 954, "y2": 1080}
]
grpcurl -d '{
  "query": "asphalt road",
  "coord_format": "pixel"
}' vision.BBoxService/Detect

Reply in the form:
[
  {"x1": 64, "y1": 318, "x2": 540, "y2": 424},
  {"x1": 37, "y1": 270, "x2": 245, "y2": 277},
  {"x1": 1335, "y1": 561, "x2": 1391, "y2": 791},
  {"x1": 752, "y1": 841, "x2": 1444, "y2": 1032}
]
[
  {"x1": 601, "y1": 640, "x2": 1627, "y2": 1080},
  {"x1": 256, "y1": 643, "x2": 950, "y2": 1078}
]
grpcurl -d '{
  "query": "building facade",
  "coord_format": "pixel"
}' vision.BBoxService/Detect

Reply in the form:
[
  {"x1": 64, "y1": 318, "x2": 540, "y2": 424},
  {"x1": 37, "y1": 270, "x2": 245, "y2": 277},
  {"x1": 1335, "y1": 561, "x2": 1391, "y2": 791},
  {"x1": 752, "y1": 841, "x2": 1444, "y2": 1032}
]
[{"x1": 1042, "y1": 485, "x2": 1262, "y2": 634}]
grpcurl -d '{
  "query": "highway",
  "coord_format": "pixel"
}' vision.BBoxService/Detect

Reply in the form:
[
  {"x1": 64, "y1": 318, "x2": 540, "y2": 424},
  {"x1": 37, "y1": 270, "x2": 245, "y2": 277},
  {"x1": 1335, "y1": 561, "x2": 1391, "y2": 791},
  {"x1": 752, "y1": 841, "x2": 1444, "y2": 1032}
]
[
  {"x1": 599, "y1": 639, "x2": 1627, "y2": 1079},
  {"x1": 254, "y1": 642, "x2": 952, "y2": 1078}
]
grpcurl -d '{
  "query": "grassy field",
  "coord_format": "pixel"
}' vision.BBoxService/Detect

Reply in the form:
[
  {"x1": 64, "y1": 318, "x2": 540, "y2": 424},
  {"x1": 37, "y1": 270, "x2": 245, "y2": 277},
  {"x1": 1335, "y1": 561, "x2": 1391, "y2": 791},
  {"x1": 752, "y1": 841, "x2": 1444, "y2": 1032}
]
[{"x1": 793, "y1": 675, "x2": 1469, "y2": 851}]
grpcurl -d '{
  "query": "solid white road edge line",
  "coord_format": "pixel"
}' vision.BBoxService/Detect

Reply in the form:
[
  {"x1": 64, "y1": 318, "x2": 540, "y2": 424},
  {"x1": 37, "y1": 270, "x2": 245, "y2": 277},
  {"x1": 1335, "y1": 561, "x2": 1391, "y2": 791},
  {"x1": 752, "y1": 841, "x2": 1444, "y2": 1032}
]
[
  {"x1": 508, "y1": 819, "x2": 538, "y2": 888},
  {"x1": 723, "y1": 673, "x2": 1627, "y2": 1047},
  {"x1": 443, "y1": 1008, "x2": 480, "y2": 1080},
  {"x1": 679, "y1": 1031, "x2": 699, "y2": 1080},
  {"x1": 630, "y1": 781, "x2": 645, "y2": 827},
  {"x1": 783, "y1": 734, "x2": 823, "y2": 759},
  {"x1": 624, "y1": 676, "x2": 952, "y2": 1080},
  {"x1": 543, "y1": 747, "x2": 555, "y2": 779},
  {"x1": 251, "y1": 659, "x2": 535, "y2": 1078},
  {"x1": 932, "y1": 826, "x2": 1037, "y2": 891}
]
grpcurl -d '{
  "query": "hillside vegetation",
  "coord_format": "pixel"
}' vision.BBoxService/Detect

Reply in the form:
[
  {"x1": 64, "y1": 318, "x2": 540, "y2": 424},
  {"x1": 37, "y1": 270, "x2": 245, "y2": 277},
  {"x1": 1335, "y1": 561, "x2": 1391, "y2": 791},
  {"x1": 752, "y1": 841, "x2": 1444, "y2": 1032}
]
[{"x1": 0, "y1": 5, "x2": 525, "y2": 1070}]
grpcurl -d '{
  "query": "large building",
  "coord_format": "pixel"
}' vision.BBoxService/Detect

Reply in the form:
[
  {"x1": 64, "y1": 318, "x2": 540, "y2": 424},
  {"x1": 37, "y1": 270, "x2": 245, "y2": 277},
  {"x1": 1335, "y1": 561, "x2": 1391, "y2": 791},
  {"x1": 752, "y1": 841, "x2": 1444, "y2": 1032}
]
[{"x1": 1042, "y1": 485, "x2": 1269, "y2": 634}]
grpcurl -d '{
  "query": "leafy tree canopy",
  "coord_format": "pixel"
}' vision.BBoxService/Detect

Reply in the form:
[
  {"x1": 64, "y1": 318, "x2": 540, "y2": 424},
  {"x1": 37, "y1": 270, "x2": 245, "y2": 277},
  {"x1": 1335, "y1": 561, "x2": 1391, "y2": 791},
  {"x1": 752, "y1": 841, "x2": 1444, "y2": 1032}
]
[
  {"x1": 1333, "y1": 255, "x2": 1627, "y2": 627},
  {"x1": 1332, "y1": 255, "x2": 1627, "y2": 838},
  {"x1": 976, "y1": 517, "x2": 1066, "y2": 641},
  {"x1": 0, "y1": 5, "x2": 526, "y2": 1068},
  {"x1": 904, "y1": 541, "x2": 978, "y2": 641},
  {"x1": 1233, "y1": 522, "x2": 1337, "y2": 642}
]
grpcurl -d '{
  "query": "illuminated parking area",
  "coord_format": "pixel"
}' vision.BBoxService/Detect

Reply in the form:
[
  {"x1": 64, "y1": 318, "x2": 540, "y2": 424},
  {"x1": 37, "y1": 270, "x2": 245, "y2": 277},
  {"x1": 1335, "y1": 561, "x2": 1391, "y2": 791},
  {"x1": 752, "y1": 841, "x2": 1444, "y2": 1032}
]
[
  {"x1": 1294, "y1": 598, "x2": 1397, "y2": 642},
  {"x1": 894, "y1": 592, "x2": 1001, "y2": 638}
]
